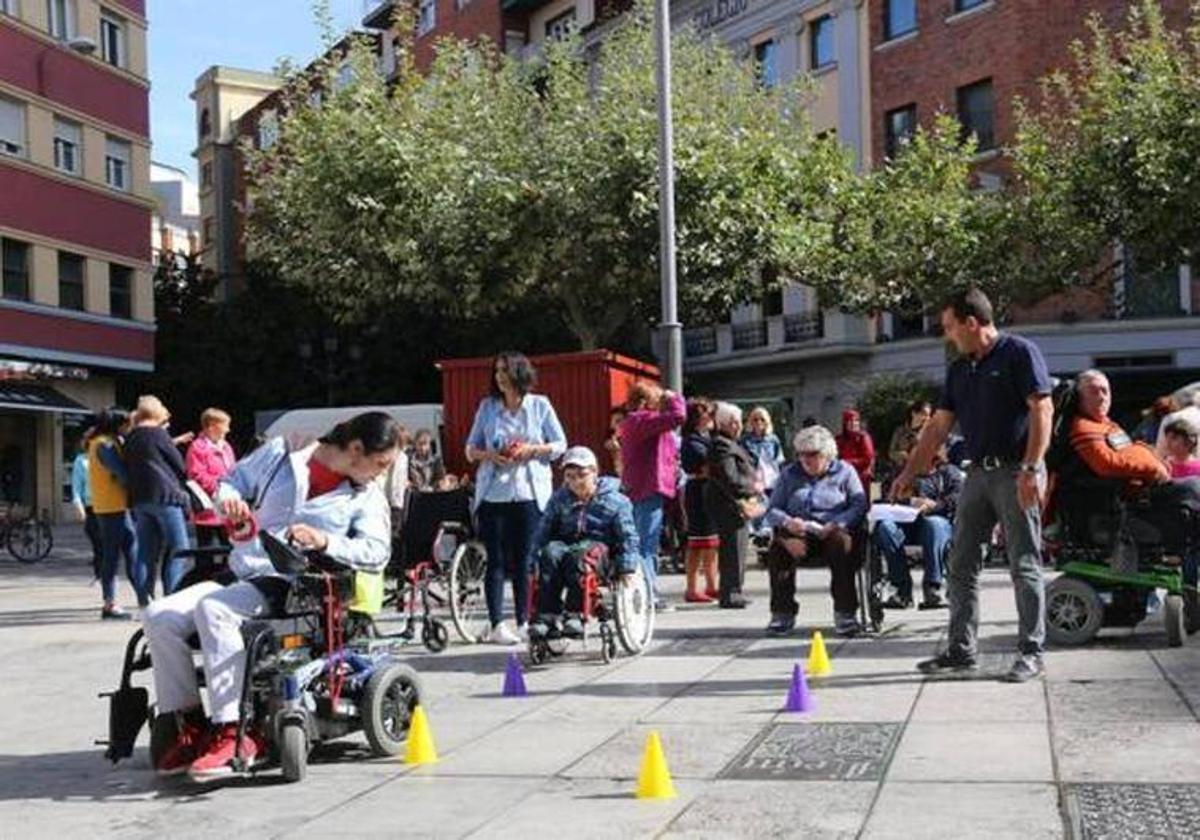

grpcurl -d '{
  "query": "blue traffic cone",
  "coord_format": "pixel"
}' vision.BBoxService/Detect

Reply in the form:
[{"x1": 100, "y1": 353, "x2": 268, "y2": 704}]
[
  {"x1": 502, "y1": 652, "x2": 528, "y2": 697},
  {"x1": 784, "y1": 663, "x2": 815, "y2": 713}
]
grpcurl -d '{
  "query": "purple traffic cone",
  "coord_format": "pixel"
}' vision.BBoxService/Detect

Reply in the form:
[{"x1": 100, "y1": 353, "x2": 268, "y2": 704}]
[
  {"x1": 502, "y1": 652, "x2": 528, "y2": 697},
  {"x1": 784, "y1": 663, "x2": 815, "y2": 713}
]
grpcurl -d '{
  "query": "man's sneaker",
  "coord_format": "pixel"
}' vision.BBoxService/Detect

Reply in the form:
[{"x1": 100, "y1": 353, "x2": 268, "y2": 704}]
[
  {"x1": 765, "y1": 613, "x2": 796, "y2": 635},
  {"x1": 917, "y1": 650, "x2": 979, "y2": 675},
  {"x1": 1002, "y1": 654, "x2": 1045, "y2": 683},
  {"x1": 834, "y1": 611, "x2": 862, "y2": 638},
  {"x1": 919, "y1": 587, "x2": 947, "y2": 610},
  {"x1": 487, "y1": 622, "x2": 521, "y2": 646},
  {"x1": 719, "y1": 593, "x2": 750, "y2": 609},
  {"x1": 188, "y1": 724, "x2": 265, "y2": 780},
  {"x1": 882, "y1": 594, "x2": 913, "y2": 610},
  {"x1": 528, "y1": 618, "x2": 551, "y2": 641},
  {"x1": 101, "y1": 605, "x2": 132, "y2": 620},
  {"x1": 154, "y1": 718, "x2": 210, "y2": 777},
  {"x1": 562, "y1": 615, "x2": 584, "y2": 638}
]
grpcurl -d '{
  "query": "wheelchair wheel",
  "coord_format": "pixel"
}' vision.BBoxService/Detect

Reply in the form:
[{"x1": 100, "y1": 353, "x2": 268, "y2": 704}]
[
  {"x1": 422, "y1": 619, "x2": 449, "y2": 653},
  {"x1": 1164, "y1": 594, "x2": 1185, "y2": 648},
  {"x1": 1185, "y1": 589, "x2": 1200, "y2": 635},
  {"x1": 613, "y1": 567, "x2": 654, "y2": 655},
  {"x1": 599, "y1": 623, "x2": 616, "y2": 663},
  {"x1": 280, "y1": 722, "x2": 308, "y2": 783},
  {"x1": 7, "y1": 516, "x2": 52, "y2": 563},
  {"x1": 449, "y1": 542, "x2": 490, "y2": 644},
  {"x1": 362, "y1": 662, "x2": 423, "y2": 757},
  {"x1": 1046, "y1": 576, "x2": 1104, "y2": 646}
]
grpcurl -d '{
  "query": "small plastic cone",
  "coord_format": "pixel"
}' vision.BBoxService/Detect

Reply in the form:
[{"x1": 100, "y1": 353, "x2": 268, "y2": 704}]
[
  {"x1": 503, "y1": 652, "x2": 528, "y2": 697},
  {"x1": 404, "y1": 705, "x2": 439, "y2": 765},
  {"x1": 806, "y1": 630, "x2": 832, "y2": 677},
  {"x1": 635, "y1": 731, "x2": 677, "y2": 800},
  {"x1": 784, "y1": 663, "x2": 815, "y2": 713}
]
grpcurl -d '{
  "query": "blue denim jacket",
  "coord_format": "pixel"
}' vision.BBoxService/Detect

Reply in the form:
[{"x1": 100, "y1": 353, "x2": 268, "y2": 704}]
[
  {"x1": 532, "y1": 476, "x2": 641, "y2": 573},
  {"x1": 764, "y1": 459, "x2": 868, "y2": 531},
  {"x1": 465, "y1": 394, "x2": 567, "y2": 511},
  {"x1": 215, "y1": 438, "x2": 392, "y2": 580}
]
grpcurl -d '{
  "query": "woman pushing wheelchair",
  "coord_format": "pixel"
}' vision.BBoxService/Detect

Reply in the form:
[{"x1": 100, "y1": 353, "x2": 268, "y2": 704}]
[{"x1": 141, "y1": 411, "x2": 399, "y2": 780}]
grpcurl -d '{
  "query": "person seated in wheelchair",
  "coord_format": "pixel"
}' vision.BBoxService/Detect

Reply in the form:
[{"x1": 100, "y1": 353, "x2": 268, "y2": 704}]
[
  {"x1": 873, "y1": 445, "x2": 962, "y2": 611},
  {"x1": 1062, "y1": 370, "x2": 1200, "y2": 563},
  {"x1": 528, "y1": 446, "x2": 640, "y2": 641},
  {"x1": 141, "y1": 411, "x2": 398, "y2": 780},
  {"x1": 763, "y1": 425, "x2": 868, "y2": 638}
]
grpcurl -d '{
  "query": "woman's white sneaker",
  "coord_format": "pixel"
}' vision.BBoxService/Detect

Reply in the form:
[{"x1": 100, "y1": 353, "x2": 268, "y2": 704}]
[{"x1": 488, "y1": 622, "x2": 521, "y2": 646}]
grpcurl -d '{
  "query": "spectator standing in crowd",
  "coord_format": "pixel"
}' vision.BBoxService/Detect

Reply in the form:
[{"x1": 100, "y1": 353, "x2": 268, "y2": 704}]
[
  {"x1": 1161, "y1": 416, "x2": 1200, "y2": 479},
  {"x1": 1157, "y1": 394, "x2": 1200, "y2": 460},
  {"x1": 1136, "y1": 395, "x2": 1179, "y2": 445},
  {"x1": 680, "y1": 398, "x2": 719, "y2": 603},
  {"x1": 466, "y1": 352, "x2": 567, "y2": 646},
  {"x1": 888, "y1": 400, "x2": 933, "y2": 471},
  {"x1": 604, "y1": 406, "x2": 626, "y2": 477},
  {"x1": 704, "y1": 402, "x2": 762, "y2": 609},
  {"x1": 619, "y1": 382, "x2": 686, "y2": 609},
  {"x1": 381, "y1": 425, "x2": 411, "y2": 546},
  {"x1": 763, "y1": 425, "x2": 868, "y2": 636},
  {"x1": 88, "y1": 409, "x2": 141, "y2": 616},
  {"x1": 893, "y1": 288, "x2": 1053, "y2": 683},
  {"x1": 741, "y1": 406, "x2": 785, "y2": 493},
  {"x1": 185, "y1": 408, "x2": 237, "y2": 548},
  {"x1": 874, "y1": 446, "x2": 961, "y2": 610},
  {"x1": 125, "y1": 396, "x2": 193, "y2": 598},
  {"x1": 408, "y1": 428, "x2": 446, "y2": 492},
  {"x1": 71, "y1": 430, "x2": 103, "y2": 582},
  {"x1": 836, "y1": 409, "x2": 876, "y2": 494}
]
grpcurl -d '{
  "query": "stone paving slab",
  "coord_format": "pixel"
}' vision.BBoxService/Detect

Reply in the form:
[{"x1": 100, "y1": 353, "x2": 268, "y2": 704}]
[
  {"x1": 888, "y1": 722, "x2": 1054, "y2": 783},
  {"x1": 562, "y1": 722, "x2": 764, "y2": 781},
  {"x1": 1048, "y1": 679, "x2": 1194, "y2": 724},
  {"x1": 413, "y1": 720, "x2": 621, "y2": 777},
  {"x1": 911, "y1": 679, "x2": 1047, "y2": 723},
  {"x1": 1054, "y1": 721, "x2": 1200, "y2": 783},
  {"x1": 661, "y1": 780, "x2": 874, "y2": 839},
  {"x1": 863, "y1": 782, "x2": 1064, "y2": 839}
]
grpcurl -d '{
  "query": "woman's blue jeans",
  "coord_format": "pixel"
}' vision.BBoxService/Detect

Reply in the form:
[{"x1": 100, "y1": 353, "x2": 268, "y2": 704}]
[
  {"x1": 133, "y1": 503, "x2": 191, "y2": 598},
  {"x1": 477, "y1": 500, "x2": 540, "y2": 626},
  {"x1": 97, "y1": 511, "x2": 143, "y2": 606},
  {"x1": 632, "y1": 494, "x2": 665, "y2": 594}
]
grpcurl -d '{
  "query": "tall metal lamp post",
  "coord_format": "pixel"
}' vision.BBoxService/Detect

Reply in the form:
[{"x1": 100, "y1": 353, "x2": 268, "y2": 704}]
[{"x1": 655, "y1": 0, "x2": 683, "y2": 392}]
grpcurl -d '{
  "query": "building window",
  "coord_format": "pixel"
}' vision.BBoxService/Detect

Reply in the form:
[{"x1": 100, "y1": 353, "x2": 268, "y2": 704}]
[
  {"x1": 885, "y1": 104, "x2": 917, "y2": 158},
  {"x1": 57, "y1": 252, "x2": 85, "y2": 311},
  {"x1": 954, "y1": 0, "x2": 988, "y2": 12},
  {"x1": 1, "y1": 238, "x2": 30, "y2": 301},
  {"x1": 957, "y1": 78, "x2": 995, "y2": 151},
  {"x1": 198, "y1": 108, "x2": 211, "y2": 138},
  {"x1": 810, "y1": 15, "x2": 835, "y2": 70},
  {"x1": 545, "y1": 8, "x2": 576, "y2": 42},
  {"x1": 53, "y1": 117, "x2": 81, "y2": 175},
  {"x1": 201, "y1": 161, "x2": 213, "y2": 188},
  {"x1": 0, "y1": 0, "x2": 15, "y2": 17},
  {"x1": 334, "y1": 62, "x2": 354, "y2": 91},
  {"x1": 417, "y1": 0, "x2": 435, "y2": 36},
  {"x1": 0, "y1": 96, "x2": 25, "y2": 157},
  {"x1": 754, "y1": 39, "x2": 779, "y2": 88},
  {"x1": 104, "y1": 136, "x2": 130, "y2": 191},
  {"x1": 47, "y1": 0, "x2": 73, "y2": 39},
  {"x1": 257, "y1": 111, "x2": 278, "y2": 150},
  {"x1": 100, "y1": 9, "x2": 125, "y2": 67},
  {"x1": 109, "y1": 264, "x2": 132, "y2": 319},
  {"x1": 884, "y1": 0, "x2": 917, "y2": 40},
  {"x1": 202, "y1": 217, "x2": 214, "y2": 246}
]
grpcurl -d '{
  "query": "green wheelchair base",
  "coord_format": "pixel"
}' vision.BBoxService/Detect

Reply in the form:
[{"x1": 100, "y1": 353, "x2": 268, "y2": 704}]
[{"x1": 1057, "y1": 560, "x2": 1184, "y2": 596}]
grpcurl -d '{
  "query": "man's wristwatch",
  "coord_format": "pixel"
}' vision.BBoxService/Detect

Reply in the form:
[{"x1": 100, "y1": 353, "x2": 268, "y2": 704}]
[{"x1": 1017, "y1": 462, "x2": 1042, "y2": 474}]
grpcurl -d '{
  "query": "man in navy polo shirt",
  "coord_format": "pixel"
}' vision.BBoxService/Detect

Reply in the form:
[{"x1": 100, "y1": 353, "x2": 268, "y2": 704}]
[{"x1": 892, "y1": 288, "x2": 1053, "y2": 683}]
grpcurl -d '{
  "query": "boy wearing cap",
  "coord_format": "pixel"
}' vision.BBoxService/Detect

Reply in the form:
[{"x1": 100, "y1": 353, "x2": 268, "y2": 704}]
[{"x1": 530, "y1": 446, "x2": 641, "y2": 640}]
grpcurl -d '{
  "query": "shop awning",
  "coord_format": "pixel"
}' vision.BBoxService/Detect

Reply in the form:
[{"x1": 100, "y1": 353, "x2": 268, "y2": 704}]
[{"x1": 0, "y1": 383, "x2": 90, "y2": 415}]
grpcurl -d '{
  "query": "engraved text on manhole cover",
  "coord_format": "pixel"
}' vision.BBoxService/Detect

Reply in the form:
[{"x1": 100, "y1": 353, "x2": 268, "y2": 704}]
[
  {"x1": 1069, "y1": 784, "x2": 1200, "y2": 840},
  {"x1": 719, "y1": 723, "x2": 901, "y2": 781}
]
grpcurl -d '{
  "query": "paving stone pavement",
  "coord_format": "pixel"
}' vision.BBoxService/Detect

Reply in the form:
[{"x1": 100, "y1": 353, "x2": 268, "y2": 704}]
[{"x1": 1, "y1": 528, "x2": 1198, "y2": 838}]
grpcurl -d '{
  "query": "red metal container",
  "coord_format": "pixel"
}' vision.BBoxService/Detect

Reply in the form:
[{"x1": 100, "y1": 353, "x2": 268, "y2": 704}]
[{"x1": 438, "y1": 350, "x2": 661, "y2": 477}]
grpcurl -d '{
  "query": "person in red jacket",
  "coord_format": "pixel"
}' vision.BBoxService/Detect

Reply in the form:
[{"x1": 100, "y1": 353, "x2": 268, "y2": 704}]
[
  {"x1": 836, "y1": 409, "x2": 875, "y2": 494},
  {"x1": 185, "y1": 408, "x2": 237, "y2": 548}
]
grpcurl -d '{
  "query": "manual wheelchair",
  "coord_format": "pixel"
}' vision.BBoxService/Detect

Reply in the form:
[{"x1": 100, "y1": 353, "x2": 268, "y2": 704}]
[
  {"x1": 100, "y1": 535, "x2": 424, "y2": 783},
  {"x1": 526, "y1": 543, "x2": 655, "y2": 665}
]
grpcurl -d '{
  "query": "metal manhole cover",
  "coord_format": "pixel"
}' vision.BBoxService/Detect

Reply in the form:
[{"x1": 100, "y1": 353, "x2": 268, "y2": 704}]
[
  {"x1": 649, "y1": 637, "x2": 754, "y2": 656},
  {"x1": 1069, "y1": 784, "x2": 1200, "y2": 839},
  {"x1": 719, "y1": 722, "x2": 901, "y2": 781}
]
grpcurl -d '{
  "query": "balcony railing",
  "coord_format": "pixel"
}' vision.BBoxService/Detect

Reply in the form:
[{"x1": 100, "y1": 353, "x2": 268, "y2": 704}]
[
  {"x1": 684, "y1": 326, "x2": 717, "y2": 357},
  {"x1": 731, "y1": 320, "x2": 768, "y2": 351},
  {"x1": 783, "y1": 313, "x2": 823, "y2": 343}
]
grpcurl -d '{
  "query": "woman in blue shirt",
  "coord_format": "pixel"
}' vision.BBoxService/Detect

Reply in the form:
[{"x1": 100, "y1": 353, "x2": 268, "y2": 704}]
[{"x1": 465, "y1": 352, "x2": 567, "y2": 645}]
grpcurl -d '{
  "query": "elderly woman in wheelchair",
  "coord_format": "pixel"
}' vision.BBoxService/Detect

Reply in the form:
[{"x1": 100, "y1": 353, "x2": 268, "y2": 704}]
[
  {"x1": 119, "y1": 412, "x2": 412, "y2": 781},
  {"x1": 527, "y1": 446, "x2": 653, "y2": 663}
]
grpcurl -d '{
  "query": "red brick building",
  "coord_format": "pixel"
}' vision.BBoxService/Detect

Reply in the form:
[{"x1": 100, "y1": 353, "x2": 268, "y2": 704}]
[{"x1": 0, "y1": 0, "x2": 153, "y2": 519}]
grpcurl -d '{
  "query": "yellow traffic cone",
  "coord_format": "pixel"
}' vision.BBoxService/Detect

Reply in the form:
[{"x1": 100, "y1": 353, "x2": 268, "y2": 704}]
[
  {"x1": 806, "y1": 630, "x2": 832, "y2": 677},
  {"x1": 635, "y1": 731, "x2": 677, "y2": 799},
  {"x1": 404, "y1": 705, "x2": 439, "y2": 765}
]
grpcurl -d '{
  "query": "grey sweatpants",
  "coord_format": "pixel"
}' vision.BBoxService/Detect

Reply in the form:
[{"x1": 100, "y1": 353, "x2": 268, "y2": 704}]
[{"x1": 946, "y1": 467, "x2": 1046, "y2": 658}]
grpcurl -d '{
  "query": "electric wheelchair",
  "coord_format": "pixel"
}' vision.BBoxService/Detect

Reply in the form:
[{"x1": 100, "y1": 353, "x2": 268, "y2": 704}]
[{"x1": 100, "y1": 535, "x2": 424, "y2": 782}]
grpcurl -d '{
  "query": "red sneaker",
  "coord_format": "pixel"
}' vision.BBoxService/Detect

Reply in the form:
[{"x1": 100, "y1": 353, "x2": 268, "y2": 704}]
[
  {"x1": 685, "y1": 591, "x2": 714, "y2": 604},
  {"x1": 155, "y1": 718, "x2": 209, "y2": 777},
  {"x1": 704, "y1": 587, "x2": 720, "y2": 600},
  {"x1": 187, "y1": 724, "x2": 264, "y2": 780}
]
